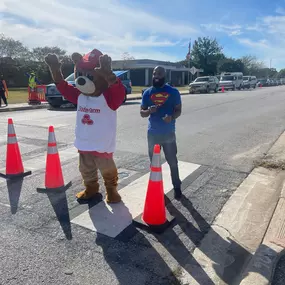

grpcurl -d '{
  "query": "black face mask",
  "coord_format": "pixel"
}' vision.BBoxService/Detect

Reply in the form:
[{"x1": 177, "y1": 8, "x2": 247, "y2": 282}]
[{"x1": 152, "y1": 77, "x2": 165, "y2": 88}]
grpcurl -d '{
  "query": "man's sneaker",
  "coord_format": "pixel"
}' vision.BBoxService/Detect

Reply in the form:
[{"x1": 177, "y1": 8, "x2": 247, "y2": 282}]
[{"x1": 174, "y1": 187, "x2": 182, "y2": 200}]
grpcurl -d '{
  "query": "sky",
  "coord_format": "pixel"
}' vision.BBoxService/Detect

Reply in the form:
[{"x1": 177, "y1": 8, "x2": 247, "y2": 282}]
[{"x1": 1, "y1": 0, "x2": 285, "y2": 70}]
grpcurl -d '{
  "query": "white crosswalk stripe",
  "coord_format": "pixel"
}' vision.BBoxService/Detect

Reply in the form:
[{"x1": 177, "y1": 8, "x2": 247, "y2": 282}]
[{"x1": 71, "y1": 161, "x2": 201, "y2": 238}]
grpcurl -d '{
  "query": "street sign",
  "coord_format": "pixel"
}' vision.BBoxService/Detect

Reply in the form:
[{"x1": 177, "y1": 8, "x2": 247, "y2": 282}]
[{"x1": 190, "y1": 66, "x2": 197, "y2": 75}]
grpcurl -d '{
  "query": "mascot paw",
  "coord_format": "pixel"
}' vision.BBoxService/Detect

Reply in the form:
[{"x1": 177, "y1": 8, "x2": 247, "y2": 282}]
[
  {"x1": 76, "y1": 186, "x2": 99, "y2": 200},
  {"x1": 44, "y1": 53, "x2": 61, "y2": 69},
  {"x1": 95, "y1": 54, "x2": 117, "y2": 85},
  {"x1": 106, "y1": 189, "x2": 121, "y2": 204}
]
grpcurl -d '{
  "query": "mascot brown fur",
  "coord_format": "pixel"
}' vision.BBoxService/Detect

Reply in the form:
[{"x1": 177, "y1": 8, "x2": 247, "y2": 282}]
[{"x1": 45, "y1": 49, "x2": 125, "y2": 203}]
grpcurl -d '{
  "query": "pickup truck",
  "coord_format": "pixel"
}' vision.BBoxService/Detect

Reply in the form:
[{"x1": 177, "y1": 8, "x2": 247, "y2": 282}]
[{"x1": 45, "y1": 70, "x2": 132, "y2": 108}]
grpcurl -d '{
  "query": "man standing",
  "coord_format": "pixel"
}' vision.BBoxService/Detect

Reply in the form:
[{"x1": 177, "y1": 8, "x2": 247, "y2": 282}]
[
  {"x1": 0, "y1": 75, "x2": 8, "y2": 107},
  {"x1": 140, "y1": 66, "x2": 182, "y2": 199}
]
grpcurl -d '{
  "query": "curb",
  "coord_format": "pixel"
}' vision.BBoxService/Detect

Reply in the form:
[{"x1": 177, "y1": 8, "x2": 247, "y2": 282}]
[
  {"x1": 240, "y1": 187, "x2": 285, "y2": 284},
  {"x1": 0, "y1": 104, "x2": 49, "y2": 113}
]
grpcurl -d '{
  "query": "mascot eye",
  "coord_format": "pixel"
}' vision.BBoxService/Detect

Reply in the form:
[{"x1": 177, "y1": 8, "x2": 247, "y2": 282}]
[{"x1": 87, "y1": 74, "x2": 94, "y2": 81}]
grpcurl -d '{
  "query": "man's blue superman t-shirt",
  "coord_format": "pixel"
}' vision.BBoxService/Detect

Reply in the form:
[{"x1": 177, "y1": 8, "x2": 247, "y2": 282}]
[{"x1": 141, "y1": 84, "x2": 181, "y2": 134}]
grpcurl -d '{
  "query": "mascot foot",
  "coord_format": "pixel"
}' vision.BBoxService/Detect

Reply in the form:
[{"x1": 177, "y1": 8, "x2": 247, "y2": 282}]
[
  {"x1": 106, "y1": 188, "x2": 121, "y2": 204},
  {"x1": 76, "y1": 185, "x2": 99, "y2": 200}
]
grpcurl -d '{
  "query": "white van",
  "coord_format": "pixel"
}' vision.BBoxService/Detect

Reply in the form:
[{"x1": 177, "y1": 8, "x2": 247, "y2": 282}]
[
  {"x1": 242, "y1": 76, "x2": 257, "y2": 89},
  {"x1": 219, "y1": 72, "x2": 243, "y2": 90}
]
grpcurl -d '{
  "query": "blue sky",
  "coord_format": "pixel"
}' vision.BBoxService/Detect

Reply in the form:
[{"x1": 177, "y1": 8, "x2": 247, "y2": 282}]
[{"x1": 1, "y1": 0, "x2": 285, "y2": 70}]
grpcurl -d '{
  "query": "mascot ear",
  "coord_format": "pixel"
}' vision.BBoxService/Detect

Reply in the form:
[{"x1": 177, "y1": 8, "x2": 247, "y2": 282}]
[{"x1": 71, "y1": 52, "x2": 83, "y2": 65}]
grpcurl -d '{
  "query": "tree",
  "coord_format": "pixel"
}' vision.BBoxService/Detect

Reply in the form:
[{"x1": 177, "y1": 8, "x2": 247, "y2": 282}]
[
  {"x1": 241, "y1": 55, "x2": 265, "y2": 75},
  {"x1": 0, "y1": 34, "x2": 30, "y2": 59},
  {"x1": 191, "y1": 37, "x2": 224, "y2": 75},
  {"x1": 32, "y1": 46, "x2": 67, "y2": 62},
  {"x1": 279, "y1": 69, "x2": 285, "y2": 78},
  {"x1": 218, "y1": 58, "x2": 245, "y2": 73}
]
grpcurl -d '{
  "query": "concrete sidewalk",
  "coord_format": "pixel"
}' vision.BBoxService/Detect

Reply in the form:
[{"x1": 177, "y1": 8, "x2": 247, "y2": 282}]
[{"x1": 0, "y1": 90, "x2": 190, "y2": 113}]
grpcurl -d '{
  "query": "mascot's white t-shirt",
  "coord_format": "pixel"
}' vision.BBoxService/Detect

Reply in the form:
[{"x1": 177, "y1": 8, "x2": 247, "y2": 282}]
[
  {"x1": 74, "y1": 94, "x2": 117, "y2": 153},
  {"x1": 56, "y1": 79, "x2": 125, "y2": 156}
]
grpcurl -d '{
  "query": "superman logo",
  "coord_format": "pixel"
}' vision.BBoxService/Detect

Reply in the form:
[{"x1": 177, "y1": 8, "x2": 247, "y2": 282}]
[{"x1": 150, "y1": 92, "x2": 170, "y2": 106}]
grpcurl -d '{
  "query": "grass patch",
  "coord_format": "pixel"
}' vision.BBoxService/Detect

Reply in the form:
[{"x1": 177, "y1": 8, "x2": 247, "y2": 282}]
[
  {"x1": 6, "y1": 85, "x2": 190, "y2": 104},
  {"x1": 254, "y1": 158, "x2": 285, "y2": 170},
  {"x1": 6, "y1": 88, "x2": 29, "y2": 104}
]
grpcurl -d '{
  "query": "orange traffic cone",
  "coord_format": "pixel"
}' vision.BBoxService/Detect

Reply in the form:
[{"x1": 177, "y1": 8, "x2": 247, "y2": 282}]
[
  {"x1": 0, "y1": 118, "x2": 31, "y2": 179},
  {"x1": 133, "y1": 144, "x2": 174, "y2": 233},
  {"x1": 37, "y1": 126, "x2": 72, "y2": 193}
]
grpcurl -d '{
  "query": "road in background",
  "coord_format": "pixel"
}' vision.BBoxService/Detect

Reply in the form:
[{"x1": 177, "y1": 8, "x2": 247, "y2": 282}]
[{"x1": 1, "y1": 86, "x2": 285, "y2": 284}]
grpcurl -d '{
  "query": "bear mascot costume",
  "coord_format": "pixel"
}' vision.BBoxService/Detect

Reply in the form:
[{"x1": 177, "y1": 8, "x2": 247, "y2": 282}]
[{"x1": 44, "y1": 49, "x2": 125, "y2": 203}]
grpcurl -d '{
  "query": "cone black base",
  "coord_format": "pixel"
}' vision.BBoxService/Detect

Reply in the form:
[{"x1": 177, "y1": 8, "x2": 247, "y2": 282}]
[
  {"x1": 0, "y1": 170, "x2": 32, "y2": 180},
  {"x1": 133, "y1": 212, "x2": 175, "y2": 234},
  {"x1": 37, "y1": 181, "x2": 72, "y2": 194}
]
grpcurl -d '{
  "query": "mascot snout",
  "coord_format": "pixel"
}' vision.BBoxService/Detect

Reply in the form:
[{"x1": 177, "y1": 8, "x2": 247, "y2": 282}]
[{"x1": 75, "y1": 76, "x2": 96, "y2": 95}]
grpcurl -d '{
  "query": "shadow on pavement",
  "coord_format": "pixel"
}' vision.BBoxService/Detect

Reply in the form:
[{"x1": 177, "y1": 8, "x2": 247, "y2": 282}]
[
  {"x1": 96, "y1": 230, "x2": 181, "y2": 285},
  {"x1": 47, "y1": 107, "x2": 76, "y2": 112},
  {"x1": 6, "y1": 178, "x2": 23, "y2": 214},
  {"x1": 46, "y1": 191, "x2": 72, "y2": 240},
  {"x1": 122, "y1": 101, "x2": 141, "y2": 106},
  {"x1": 164, "y1": 195, "x2": 251, "y2": 285}
]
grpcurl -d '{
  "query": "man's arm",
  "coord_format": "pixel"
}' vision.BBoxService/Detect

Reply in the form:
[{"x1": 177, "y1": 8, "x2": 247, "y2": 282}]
[
  {"x1": 172, "y1": 89, "x2": 182, "y2": 119},
  {"x1": 172, "y1": 104, "x2": 182, "y2": 120},
  {"x1": 140, "y1": 105, "x2": 150, "y2": 117}
]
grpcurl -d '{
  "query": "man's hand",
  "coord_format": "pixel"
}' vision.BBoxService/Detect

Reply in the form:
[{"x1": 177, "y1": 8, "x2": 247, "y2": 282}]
[
  {"x1": 95, "y1": 54, "x2": 117, "y2": 85},
  {"x1": 163, "y1": 115, "x2": 172, "y2": 123}
]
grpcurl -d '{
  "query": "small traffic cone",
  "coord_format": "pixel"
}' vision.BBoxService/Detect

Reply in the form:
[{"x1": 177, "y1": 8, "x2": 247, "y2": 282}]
[
  {"x1": 133, "y1": 144, "x2": 174, "y2": 233},
  {"x1": 37, "y1": 126, "x2": 71, "y2": 193},
  {"x1": 221, "y1": 86, "x2": 225, "y2": 93},
  {"x1": 0, "y1": 118, "x2": 31, "y2": 179}
]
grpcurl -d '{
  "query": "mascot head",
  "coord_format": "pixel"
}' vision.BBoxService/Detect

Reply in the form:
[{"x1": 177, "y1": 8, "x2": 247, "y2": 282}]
[{"x1": 71, "y1": 48, "x2": 111, "y2": 97}]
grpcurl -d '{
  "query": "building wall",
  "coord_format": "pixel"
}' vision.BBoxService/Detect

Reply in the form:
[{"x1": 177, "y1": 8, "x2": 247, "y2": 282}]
[{"x1": 129, "y1": 69, "x2": 145, "y2": 86}]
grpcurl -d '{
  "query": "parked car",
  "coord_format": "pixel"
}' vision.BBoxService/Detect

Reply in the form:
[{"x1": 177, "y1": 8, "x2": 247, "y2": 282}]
[
  {"x1": 219, "y1": 72, "x2": 243, "y2": 90},
  {"x1": 242, "y1": 76, "x2": 257, "y2": 89},
  {"x1": 45, "y1": 70, "x2": 132, "y2": 108},
  {"x1": 189, "y1": 76, "x2": 219, "y2": 94}
]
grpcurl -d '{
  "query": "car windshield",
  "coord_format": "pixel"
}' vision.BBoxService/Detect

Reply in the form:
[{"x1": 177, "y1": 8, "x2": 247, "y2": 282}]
[
  {"x1": 65, "y1": 73, "x2": 75, "y2": 81},
  {"x1": 243, "y1": 77, "x2": 249, "y2": 80},
  {"x1": 221, "y1": 76, "x2": 234, "y2": 81},
  {"x1": 195, "y1": 77, "x2": 209, "y2": 82}
]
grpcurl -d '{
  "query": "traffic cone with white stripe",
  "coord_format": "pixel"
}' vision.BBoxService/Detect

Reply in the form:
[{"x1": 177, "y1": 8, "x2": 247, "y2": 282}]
[
  {"x1": 37, "y1": 126, "x2": 72, "y2": 193},
  {"x1": 0, "y1": 118, "x2": 31, "y2": 179},
  {"x1": 133, "y1": 144, "x2": 174, "y2": 233}
]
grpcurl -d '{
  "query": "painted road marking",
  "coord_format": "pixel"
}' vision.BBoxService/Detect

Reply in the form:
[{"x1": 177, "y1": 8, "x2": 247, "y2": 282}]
[{"x1": 71, "y1": 161, "x2": 201, "y2": 238}]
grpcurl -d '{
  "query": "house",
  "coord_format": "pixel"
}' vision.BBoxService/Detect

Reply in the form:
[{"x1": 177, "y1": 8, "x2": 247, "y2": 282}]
[{"x1": 112, "y1": 59, "x2": 192, "y2": 87}]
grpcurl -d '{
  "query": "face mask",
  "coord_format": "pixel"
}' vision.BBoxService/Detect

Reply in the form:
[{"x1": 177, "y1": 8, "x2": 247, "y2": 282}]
[{"x1": 153, "y1": 77, "x2": 165, "y2": 88}]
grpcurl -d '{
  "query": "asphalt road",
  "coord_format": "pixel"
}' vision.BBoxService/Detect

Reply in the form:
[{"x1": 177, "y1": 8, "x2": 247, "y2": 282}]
[{"x1": 1, "y1": 86, "x2": 285, "y2": 285}]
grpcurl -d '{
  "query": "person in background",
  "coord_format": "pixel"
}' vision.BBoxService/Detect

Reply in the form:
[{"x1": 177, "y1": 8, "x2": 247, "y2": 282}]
[
  {"x1": 140, "y1": 66, "x2": 182, "y2": 199},
  {"x1": 0, "y1": 75, "x2": 8, "y2": 107}
]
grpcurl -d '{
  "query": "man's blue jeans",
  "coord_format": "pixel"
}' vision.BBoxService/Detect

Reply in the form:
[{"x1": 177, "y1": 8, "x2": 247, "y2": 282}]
[{"x1": 148, "y1": 132, "x2": 181, "y2": 189}]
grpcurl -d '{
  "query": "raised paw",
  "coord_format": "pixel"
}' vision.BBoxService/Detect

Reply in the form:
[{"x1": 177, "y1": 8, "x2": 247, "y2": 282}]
[{"x1": 44, "y1": 53, "x2": 61, "y2": 69}]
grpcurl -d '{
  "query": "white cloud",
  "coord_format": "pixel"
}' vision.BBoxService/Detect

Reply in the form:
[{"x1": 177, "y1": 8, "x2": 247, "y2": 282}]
[
  {"x1": 0, "y1": 0, "x2": 197, "y2": 61},
  {"x1": 201, "y1": 23, "x2": 242, "y2": 36},
  {"x1": 237, "y1": 38, "x2": 269, "y2": 49}
]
